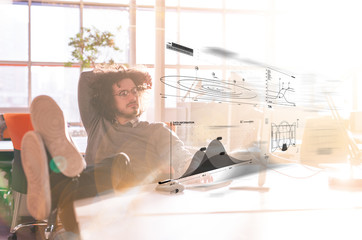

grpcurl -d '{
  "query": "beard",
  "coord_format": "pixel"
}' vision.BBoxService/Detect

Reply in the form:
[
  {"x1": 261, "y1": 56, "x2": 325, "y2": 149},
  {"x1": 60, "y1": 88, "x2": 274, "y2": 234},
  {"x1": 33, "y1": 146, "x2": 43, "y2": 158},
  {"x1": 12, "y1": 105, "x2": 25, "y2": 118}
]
[{"x1": 116, "y1": 107, "x2": 140, "y2": 120}]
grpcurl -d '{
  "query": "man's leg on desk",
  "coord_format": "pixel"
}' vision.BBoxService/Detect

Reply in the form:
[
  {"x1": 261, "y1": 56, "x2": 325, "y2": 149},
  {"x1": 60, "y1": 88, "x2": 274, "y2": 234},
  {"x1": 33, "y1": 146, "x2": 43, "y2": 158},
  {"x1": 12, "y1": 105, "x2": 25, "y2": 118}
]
[
  {"x1": 52, "y1": 153, "x2": 135, "y2": 236},
  {"x1": 26, "y1": 95, "x2": 137, "y2": 237}
]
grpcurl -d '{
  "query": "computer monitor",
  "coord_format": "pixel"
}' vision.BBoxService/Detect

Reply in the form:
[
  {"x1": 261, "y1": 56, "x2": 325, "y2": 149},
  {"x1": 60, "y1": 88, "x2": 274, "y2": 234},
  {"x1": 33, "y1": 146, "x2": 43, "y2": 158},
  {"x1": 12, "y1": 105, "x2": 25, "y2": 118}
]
[{"x1": 300, "y1": 116, "x2": 349, "y2": 167}]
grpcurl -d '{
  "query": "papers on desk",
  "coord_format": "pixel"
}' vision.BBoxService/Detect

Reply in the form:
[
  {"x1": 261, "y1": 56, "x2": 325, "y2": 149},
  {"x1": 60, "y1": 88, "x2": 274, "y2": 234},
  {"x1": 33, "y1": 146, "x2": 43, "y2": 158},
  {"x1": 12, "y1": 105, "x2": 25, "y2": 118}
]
[{"x1": 0, "y1": 140, "x2": 14, "y2": 152}]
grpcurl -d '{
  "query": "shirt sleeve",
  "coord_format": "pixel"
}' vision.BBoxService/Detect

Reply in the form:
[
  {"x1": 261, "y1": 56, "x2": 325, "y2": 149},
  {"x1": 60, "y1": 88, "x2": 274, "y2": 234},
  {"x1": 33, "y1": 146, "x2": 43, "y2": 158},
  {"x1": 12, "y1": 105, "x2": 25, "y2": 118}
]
[
  {"x1": 78, "y1": 71, "x2": 100, "y2": 132},
  {"x1": 156, "y1": 123, "x2": 193, "y2": 179}
]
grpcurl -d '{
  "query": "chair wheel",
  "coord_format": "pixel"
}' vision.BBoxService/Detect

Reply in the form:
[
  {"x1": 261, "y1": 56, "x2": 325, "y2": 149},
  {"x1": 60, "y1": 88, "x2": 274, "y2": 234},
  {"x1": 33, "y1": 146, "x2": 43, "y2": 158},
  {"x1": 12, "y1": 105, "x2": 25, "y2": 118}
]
[{"x1": 7, "y1": 233, "x2": 17, "y2": 240}]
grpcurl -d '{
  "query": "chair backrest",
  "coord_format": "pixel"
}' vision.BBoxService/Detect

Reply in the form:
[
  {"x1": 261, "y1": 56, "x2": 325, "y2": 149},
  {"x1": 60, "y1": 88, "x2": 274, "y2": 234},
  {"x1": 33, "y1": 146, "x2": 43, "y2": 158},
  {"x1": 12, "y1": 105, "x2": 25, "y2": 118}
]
[
  {"x1": 3, "y1": 114, "x2": 33, "y2": 151},
  {"x1": 3, "y1": 113, "x2": 34, "y2": 193},
  {"x1": 0, "y1": 114, "x2": 13, "y2": 164},
  {"x1": 0, "y1": 114, "x2": 11, "y2": 140},
  {"x1": 2, "y1": 128, "x2": 10, "y2": 140}
]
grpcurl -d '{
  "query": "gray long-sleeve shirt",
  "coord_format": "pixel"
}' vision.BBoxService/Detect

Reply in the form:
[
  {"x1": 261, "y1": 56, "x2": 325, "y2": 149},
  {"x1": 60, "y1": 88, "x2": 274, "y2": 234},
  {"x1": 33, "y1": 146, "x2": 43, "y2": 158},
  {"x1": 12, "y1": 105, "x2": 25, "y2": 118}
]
[{"x1": 78, "y1": 71, "x2": 191, "y2": 182}]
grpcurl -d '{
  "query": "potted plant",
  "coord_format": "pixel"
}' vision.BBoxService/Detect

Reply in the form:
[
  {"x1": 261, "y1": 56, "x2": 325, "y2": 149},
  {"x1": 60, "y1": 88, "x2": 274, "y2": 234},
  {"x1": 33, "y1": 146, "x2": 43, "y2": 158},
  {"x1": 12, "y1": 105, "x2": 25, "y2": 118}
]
[{"x1": 65, "y1": 26, "x2": 122, "y2": 70}]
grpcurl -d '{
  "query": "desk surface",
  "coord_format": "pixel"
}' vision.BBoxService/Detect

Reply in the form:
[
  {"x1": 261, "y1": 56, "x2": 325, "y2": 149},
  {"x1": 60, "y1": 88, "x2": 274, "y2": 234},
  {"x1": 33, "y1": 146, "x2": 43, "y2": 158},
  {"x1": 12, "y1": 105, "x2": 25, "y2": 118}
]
[
  {"x1": 74, "y1": 164, "x2": 362, "y2": 240},
  {"x1": 0, "y1": 137, "x2": 87, "y2": 154}
]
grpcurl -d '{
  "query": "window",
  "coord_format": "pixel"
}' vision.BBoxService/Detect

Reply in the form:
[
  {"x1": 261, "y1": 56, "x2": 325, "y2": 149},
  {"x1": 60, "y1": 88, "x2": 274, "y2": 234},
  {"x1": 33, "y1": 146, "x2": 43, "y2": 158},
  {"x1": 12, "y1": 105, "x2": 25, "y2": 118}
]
[
  {"x1": 83, "y1": 5, "x2": 129, "y2": 64},
  {"x1": 162, "y1": 2, "x2": 274, "y2": 114},
  {"x1": 0, "y1": 1, "x2": 130, "y2": 123},
  {"x1": 31, "y1": 66, "x2": 80, "y2": 122},
  {"x1": 31, "y1": 3, "x2": 79, "y2": 63},
  {"x1": 1, "y1": 0, "x2": 360, "y2": 124},
  {"x1": 0, "y1": 66, "x2": 28, "y2": 108},
  {"x1": 0, "y1": 3, "x2": 28, "y2": 61},
  {"x1": 136, "y1": 8, "x2": 155, "y2": 65}
]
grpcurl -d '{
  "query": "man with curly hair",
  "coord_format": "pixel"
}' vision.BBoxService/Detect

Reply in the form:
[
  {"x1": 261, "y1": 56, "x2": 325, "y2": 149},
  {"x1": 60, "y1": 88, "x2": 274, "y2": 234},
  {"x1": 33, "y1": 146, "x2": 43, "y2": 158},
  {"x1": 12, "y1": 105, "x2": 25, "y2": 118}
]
[
  {"x1": 78, "y1": 65, "x2": 192, "y2": 184},
  {"x1": 21, "y1": 65, "x2": 192, "y2": 237}
]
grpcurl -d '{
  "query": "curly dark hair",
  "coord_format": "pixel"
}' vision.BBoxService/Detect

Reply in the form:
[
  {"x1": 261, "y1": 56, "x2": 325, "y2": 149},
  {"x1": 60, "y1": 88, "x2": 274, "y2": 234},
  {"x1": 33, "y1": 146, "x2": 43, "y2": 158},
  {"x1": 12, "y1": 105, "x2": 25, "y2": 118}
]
[{"x1": 90, "y1": 64, "x2": 151, "y2": 122}]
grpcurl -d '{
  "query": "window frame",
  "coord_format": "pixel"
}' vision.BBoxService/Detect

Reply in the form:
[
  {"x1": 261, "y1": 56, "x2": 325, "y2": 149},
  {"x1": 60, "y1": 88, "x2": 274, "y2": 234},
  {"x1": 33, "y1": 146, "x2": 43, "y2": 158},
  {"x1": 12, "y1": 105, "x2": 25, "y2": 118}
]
[{"x1": 2, "y1": 0, "x2": 359, "y2": 122}]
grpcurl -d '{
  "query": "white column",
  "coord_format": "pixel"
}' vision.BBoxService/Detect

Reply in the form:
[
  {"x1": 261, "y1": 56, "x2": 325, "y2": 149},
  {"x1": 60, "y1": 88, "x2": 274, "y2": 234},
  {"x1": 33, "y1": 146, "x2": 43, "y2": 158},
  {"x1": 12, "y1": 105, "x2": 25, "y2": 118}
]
[
  {"x1": 129, "y1": 0, "x2": 136, "y2": 67},
  {"x1": 155, "y1": 0, "x2": 165, "y2": 122},
  {"x1": 28, "y1": 0, "x2": 32, "y2": 106}
]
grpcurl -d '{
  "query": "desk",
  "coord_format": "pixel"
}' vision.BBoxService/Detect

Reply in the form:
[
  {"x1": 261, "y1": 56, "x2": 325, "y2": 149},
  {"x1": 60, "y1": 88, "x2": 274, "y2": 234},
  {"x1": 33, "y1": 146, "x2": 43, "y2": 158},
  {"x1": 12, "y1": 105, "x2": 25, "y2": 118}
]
[
  {"x1": 0, "y1": 137, "x2": 86, "y2": 154},
  {"x1": 74, "y1": 164, "x2": 362, "y2": 240}
]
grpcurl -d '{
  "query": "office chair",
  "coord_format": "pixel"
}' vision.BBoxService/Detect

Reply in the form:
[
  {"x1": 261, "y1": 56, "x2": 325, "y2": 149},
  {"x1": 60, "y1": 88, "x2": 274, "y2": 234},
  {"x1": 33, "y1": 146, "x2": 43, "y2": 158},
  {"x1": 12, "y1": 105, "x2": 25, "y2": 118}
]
[
  {"x1": 0, "y1": 152, "x2": 13, "y2": 226},
  {"x1": 0, "y1": 114, "x2": 13, "y2": 224},
  {"x1": 4, "y1": 113, "x2": 58, "y2": 240},
  {"x1": 0, "y1": 114, "x2": 10, "y2": 141}
]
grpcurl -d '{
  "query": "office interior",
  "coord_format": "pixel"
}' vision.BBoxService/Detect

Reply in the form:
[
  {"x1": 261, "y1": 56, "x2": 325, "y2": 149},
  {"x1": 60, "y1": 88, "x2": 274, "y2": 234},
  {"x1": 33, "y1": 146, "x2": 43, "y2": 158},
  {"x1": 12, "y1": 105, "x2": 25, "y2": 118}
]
[{"x1": 1, "y1": 0, "x2": 362, "y2": 239}]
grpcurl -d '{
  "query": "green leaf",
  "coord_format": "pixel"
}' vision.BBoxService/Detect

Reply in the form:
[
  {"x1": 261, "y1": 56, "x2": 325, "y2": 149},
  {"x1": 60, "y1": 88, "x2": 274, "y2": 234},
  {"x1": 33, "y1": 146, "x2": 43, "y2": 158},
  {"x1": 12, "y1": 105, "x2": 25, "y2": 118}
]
[
  {"x1": 64, "y1": 62, "x2": 73, "y2": 67},
  {"x1": 67, "y1": 25, "x2": 122, "y2": 70}
]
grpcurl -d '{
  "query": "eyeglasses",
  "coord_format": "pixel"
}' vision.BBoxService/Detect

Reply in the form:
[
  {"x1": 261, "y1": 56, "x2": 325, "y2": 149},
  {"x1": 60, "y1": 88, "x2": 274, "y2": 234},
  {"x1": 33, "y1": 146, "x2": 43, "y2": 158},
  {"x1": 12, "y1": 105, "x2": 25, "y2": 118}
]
[{"x1": 114, "y1": 87, "x2": 140, "y2": 98}]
